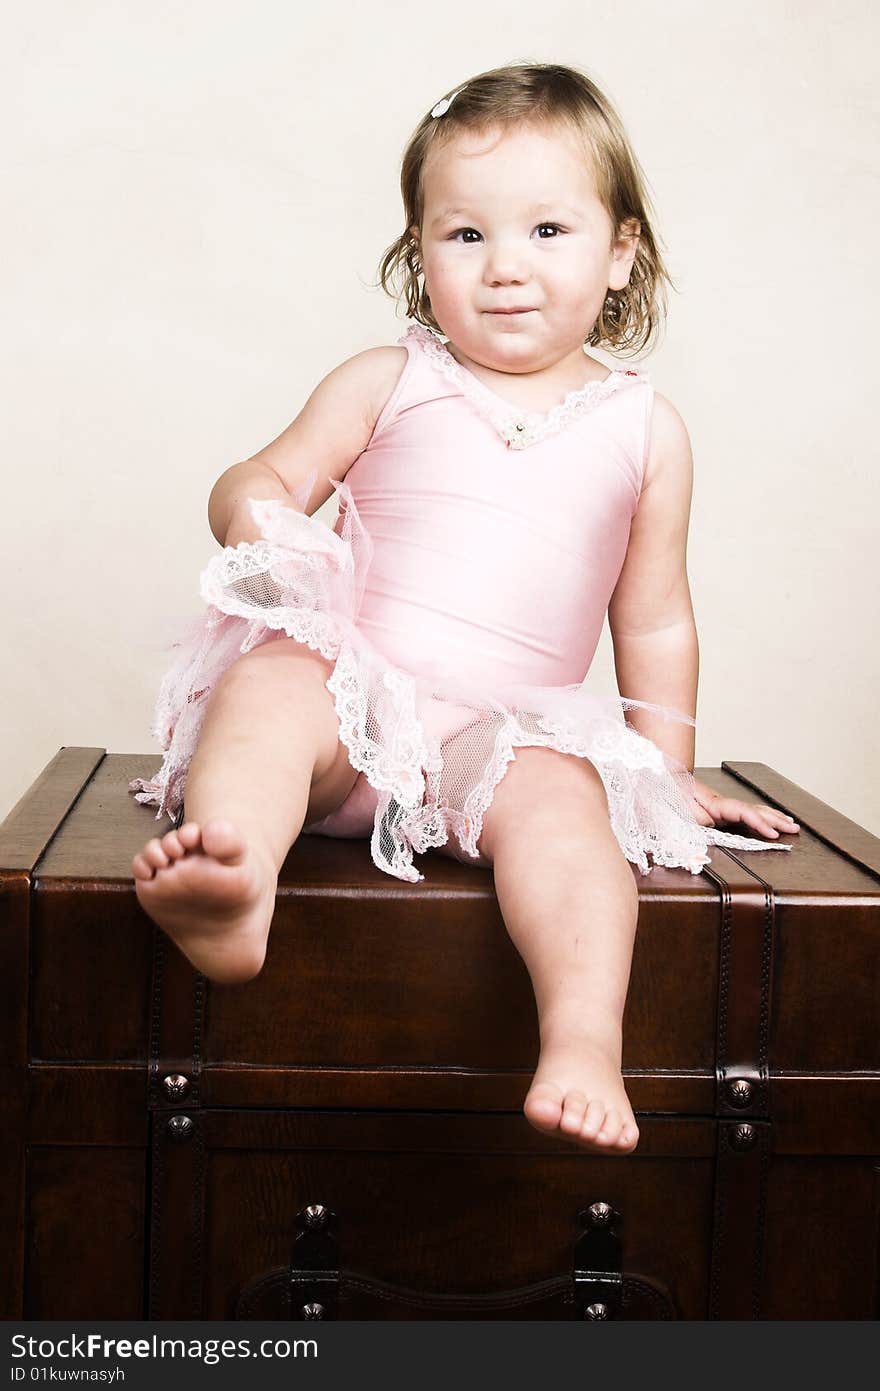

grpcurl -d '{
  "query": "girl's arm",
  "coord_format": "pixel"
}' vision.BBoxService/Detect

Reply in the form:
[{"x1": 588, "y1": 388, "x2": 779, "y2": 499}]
[
  {"x1": 608, "y1": 395, "x2": 797, "y2": 842},
  {"x1": 607, "y1": 392, "x2": 698, "y2": 769},
  {"x1": 209, "y1": 346, "x2": 407, "y2": 548}
]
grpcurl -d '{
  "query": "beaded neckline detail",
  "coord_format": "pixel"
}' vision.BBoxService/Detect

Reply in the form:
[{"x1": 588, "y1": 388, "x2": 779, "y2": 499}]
[{"x1": 400, "y1": 321, "x2": 648, "y2": 450}]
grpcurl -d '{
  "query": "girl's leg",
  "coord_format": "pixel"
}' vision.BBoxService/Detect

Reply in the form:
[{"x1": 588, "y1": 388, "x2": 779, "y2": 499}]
[
  {"x1": 132, "y1": 638, "x2": 359, "y2": 984},
  {"x1": 474, "y1": 747, "x2": 641, "y2": 1155}
]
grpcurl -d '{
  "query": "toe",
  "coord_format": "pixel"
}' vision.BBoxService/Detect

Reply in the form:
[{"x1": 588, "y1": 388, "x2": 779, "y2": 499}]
[
  {"x1": 559, "y1": 1089, "x2": 589, "y2": 1135},
  {"x1": 162, "y1": 831, "x2": 185, "y2": 859},
  {"x1": 201, "y1": 818, "x2": 246, "y2": 863},
  {"x1": 177, "y1": 821, "x2": 202, "y2": 850},
  {"x1": 596, "y1": 1109, "x2": 623, "y2": 1146},
  {"x1": 132, "y1": 854, "x2": 154, "y2": 881},
  {"x1": 617, "y1": 1122, "x2": 640, "y2": 1152},
  {"x1": 580, "y1": 1099, "x2": 605, "y2": 1139},
  {"x1": 144, "y1": 838, "x2": 170, "y2": 869},
  {"x1": 524, "y1": 1081, "x2": 565, "y2": 1128}
]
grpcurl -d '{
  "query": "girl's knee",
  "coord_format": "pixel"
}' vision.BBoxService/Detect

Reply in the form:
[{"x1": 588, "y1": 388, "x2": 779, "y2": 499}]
[
  {"x1": 204, "y1": 638, "x2": 345, "y2": 782},
  {"x1": 496, "y1": 746, "x2": 609, "y2": 817},
  {"x1": 220, "y1": 637, "x2": 332, "y2": 696},
  {"x1": 477, "y1": 748, "x2": 610, "y2": 862},
  {"x1": 522, "y1": 744, "x2": 606, "y2": 783}
]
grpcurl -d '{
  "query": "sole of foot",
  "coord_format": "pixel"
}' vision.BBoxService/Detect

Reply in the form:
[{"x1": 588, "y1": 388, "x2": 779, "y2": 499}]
[
  {"x1": 523, "y1": 1037, "x2": 640, "y2": 1154},
  {"x1": 132, "y1": 818, "x2": 277, "y2": 984}
]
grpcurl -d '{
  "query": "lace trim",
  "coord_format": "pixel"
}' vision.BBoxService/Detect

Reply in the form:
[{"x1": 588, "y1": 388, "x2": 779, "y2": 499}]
[
  {"x1": 131, "y1": 487, "x2": 794, "y2": 885},
  {"x1": 401, "y1": 321, "x2": 648, "y2": 450},
  {"x1": 200, "y1": 541, "x2": 345, "y2": 661}
]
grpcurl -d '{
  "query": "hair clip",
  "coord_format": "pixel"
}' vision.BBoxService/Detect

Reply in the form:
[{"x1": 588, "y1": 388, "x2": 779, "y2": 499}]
[{"x1": 430, "y1": 87, "x2": 464, "y2": 119}]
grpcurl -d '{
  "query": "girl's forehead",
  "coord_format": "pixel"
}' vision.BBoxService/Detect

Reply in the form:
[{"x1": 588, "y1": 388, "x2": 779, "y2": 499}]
[
  {"x1": 428, "y1": 121, "x2": 583, "y2": 167},
  {"x1": 422, "y1": 124, "x2": 597, "y2": 203}
]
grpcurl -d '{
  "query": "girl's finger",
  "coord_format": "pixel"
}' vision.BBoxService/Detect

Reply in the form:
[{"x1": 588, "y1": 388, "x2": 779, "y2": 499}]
[
  {"x1": 715, "y1": 800, "x2": 778, "y2": 838},
  {"x1": 695, "y1": 797, "x2": 800, "y2": 838},
  {"x1": 729, "y1": 805, "x2": 775, "y2": 836},
  {"x1": 711, "y1": 797, "x2": 742, "y2": 825},
  {"x1": 752, "y1": 809, "x2": 784, "y2": 837},
  {"x1": 751, "y1": 806, "x2": 799, "y2": 835},
  {"x1": 689, "y1": 798, "x2": 718, "y2": 827}
]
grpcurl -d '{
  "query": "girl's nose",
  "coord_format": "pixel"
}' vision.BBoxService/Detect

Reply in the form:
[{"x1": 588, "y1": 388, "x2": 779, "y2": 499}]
[
  {"x1": 483, "y1": 258, "x2": 528, "y2": 286},
  {"x1": 482, "y1": 241, "x2": 529, "y2": 285}
]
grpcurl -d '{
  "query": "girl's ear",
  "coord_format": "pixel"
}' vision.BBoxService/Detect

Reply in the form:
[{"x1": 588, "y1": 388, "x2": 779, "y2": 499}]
[{"x1": 608, "y1": 216, "x2": 641, "y2": 292}]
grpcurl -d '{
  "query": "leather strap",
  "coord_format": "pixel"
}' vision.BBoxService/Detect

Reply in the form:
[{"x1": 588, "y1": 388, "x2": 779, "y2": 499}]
[
  {"x1": 701, "y1": 853, "x2": 775, "y2": 1318},
  {"x1": 147, "y1": 928, "x2": 207, "y2": 1318}
]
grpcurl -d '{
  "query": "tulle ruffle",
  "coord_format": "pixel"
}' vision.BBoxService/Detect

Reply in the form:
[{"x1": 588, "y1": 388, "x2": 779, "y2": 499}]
[{"x1": 129, "y1": 475, "x2": 793, "y2": 884}]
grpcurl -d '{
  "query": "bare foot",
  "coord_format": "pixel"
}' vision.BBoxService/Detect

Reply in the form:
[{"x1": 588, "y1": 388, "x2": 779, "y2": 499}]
[
  {"x1": 132, "y1": 819, "x2": 277, "y2": 984},
  {"x1": 523, "y1": 1029, "x2": 640, "y2": 1155}
]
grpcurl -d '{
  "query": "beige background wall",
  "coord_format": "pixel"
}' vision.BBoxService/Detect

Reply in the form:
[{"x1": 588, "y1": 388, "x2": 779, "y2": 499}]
[{"x1": 3, "y1": 0, "x2": 878, "y2": 834}]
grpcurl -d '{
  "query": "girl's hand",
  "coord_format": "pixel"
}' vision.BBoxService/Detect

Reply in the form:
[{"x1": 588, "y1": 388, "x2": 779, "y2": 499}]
[{"x1": 688, "y1": 777, "x2": 800, "y2": 841}]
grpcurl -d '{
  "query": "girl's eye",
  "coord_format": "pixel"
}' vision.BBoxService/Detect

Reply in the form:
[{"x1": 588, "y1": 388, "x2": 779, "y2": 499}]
[{"x1": 449, "y1": 223, "x2": 565, "y2": 243}]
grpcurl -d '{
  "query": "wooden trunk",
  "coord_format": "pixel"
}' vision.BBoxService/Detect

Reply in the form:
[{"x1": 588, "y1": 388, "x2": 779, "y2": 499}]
[{"x1": 1, "y1": 749, "x2": 878, "y2": 1320}]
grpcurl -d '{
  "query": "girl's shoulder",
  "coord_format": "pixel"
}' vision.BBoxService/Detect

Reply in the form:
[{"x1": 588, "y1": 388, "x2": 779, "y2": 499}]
[
  {"x1": 642, "y1": 390, "x2": 693, "y2": 493},
  {"x1": 325, "y1": 344, "x2": 410, "y2": 438},
  {"x1": 364, "y1": 342, "x2": 410, "y2": 393},
  {"x1": 358, "y1": 344, "x2": 411, "y2": 435}
]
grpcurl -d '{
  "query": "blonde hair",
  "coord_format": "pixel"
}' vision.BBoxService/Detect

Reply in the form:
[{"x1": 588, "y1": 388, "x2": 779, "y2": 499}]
[{"x1": 376, "y1": 61, "x2": 676, "y2": 357}]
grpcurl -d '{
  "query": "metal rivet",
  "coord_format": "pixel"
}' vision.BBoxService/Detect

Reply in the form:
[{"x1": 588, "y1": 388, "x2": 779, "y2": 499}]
[
  {"x1": 729, "y1": 1122, "x2": 756, "y2": 1152},
  {"x1": 303, "y1": 1204, "x2": 328, "y2": 1230},
  {"x1": 585, "y1": 1303, "x2": 609, "y2": 1319},
  {"x1": 586, "y1": 1202, "x2": 613, "y2": 1228},
  {"x1": 162, "y1": 1073, "x2": 190, "y2": 1101},
  {"x1": 166, "y1": 1114, "x2": 194, "y2": 1141},
  {"x1": 726, "y1": 1078, "x2": 753, "y2": 1108},
  {"x1": 301, "y1": 1302, "x2": 324, "y2": 1319}
]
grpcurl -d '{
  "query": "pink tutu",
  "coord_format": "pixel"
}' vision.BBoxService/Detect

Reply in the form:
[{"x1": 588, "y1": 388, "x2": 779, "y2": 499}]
[{"x1": 129, "y1": 475, "x2": 792, "y2": 884}]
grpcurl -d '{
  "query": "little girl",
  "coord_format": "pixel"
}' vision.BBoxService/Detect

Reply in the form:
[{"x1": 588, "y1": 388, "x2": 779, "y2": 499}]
[{"x1": 129, "y1": 62, "x2": 799, "y2": 1156}]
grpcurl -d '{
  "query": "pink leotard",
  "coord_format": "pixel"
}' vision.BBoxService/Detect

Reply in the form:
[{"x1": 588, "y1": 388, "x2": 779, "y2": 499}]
[{"x1": 130, "y1": 321, "x2": 792, "y2": 882}]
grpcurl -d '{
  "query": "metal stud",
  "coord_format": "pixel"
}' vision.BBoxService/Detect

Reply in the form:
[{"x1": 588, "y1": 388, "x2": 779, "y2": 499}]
[
  {"x1": 726, "y1": 1078, "x2": 753, "y2": 1108},
  {"x1": 166, "y1": 1114, "x2": 194, "y2": 1142},
  {"x1": 303, "y1": 1204, "x2": 329, "y2": 1230},
  {"x1": 162, "y1": 1073, "x2": 190, "y2": 1102},
  {"x1": 729, "y1": 1122, "x2": 756, "y2": 1152},
  {"x1": 301, "y1": 1302, "x2": 324, "y2": 1319},
  {"x1": 586, "y1": 1202, "x2": 614, "y2": 1228},
  {"x1": 585, "y1": 1303, "x2": 609, "y2": 1319}
]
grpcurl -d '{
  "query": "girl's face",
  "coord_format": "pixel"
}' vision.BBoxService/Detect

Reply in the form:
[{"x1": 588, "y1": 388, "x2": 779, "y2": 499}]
[{"x1": 415, "y1": 122, "x2": 639, "y2": 376}]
